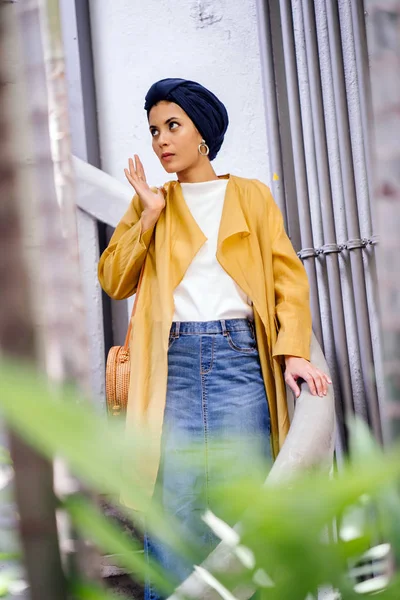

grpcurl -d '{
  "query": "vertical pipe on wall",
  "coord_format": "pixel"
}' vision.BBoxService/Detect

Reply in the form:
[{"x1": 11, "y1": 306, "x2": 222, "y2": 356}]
[
  {"x1": 350, "y1": 0, "x2": 374, "y2": 202},
  {"x1": 338, "y1": 0, "x2": 372, "y2": 239},
  {"x1": 340, "y1": 0, "x2": 385, "y2": 421},
  {"x1": 269, "y1": 2, "x2": 302, "y2": 251},
  {"x1": 325, "y1": 0, "x2": 382, "y2": 443},
  {"x1": 279, "y1": 0, "x2": 323, "y2": 346},
  {"x1": 255, "y1": 0, "x2": 288, "y2": 228},
  {"x1": 302, "y1": 0, "x2": 356, "y2": 449},
  {"x1": 290, "y1": 0, "x2": 333, "y2": 378},
  {"x1": 314, "y1": 1, "x2": 365, "y2": 427}
]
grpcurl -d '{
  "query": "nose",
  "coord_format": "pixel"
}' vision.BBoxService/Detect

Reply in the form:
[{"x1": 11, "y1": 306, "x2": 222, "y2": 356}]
[{"x1": 157, "y1": 131, "x2": 169, "y2": 148}]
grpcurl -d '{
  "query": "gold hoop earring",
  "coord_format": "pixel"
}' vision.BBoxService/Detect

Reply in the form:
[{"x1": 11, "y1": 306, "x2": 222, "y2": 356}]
[{"x1": 198, "y1": 139, "x2": 210, "y2": 156}]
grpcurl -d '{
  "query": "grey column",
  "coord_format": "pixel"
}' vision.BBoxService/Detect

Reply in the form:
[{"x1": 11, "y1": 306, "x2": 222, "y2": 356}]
[{"x1": 60, "y1": 0, "x2": 106, "y2": 410}]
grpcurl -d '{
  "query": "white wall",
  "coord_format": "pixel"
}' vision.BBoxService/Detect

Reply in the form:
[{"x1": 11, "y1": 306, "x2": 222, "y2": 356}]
[{"x1": 88, "y1": 0, "x2": 270, "y2": 188}]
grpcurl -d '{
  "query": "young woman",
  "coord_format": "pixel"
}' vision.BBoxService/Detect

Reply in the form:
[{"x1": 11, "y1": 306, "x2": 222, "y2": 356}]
[{"x1": 98, "y1": 78, "x2": 331, "y2": 599}]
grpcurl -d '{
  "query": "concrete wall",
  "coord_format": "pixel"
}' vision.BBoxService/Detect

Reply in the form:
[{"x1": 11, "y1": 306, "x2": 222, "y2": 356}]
[{"x1": 88, "y1": 0, "x2": 271, "y2": 187}]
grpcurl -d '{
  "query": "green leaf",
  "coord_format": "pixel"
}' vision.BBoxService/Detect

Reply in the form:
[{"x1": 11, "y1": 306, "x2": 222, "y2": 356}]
[
  {"x1": 0, "y1": 358, "x2": 202, "y2": 562},
  {"x1": 3, "y1": 358, "x2": 400, "y2": 597},
  {"x1": 348, "y1": 417, "x2": 383, "y2": 464},
  {"x1": 69, "y1": 578, "x2": 128, "y2": 600},
  {"x1": 0, "y1": 552, "x2": 20, "y2": 561},
  {"x1": 0, "y1": 447, "x2": 12, "y2": 466},
  {"x1": 65, "y1": 495, "x2": 177, "y2": 596}
]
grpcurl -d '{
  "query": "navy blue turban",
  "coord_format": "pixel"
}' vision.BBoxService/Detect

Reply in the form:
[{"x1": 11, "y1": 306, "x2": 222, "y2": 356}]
[{"x1": 144, "y1": 78, "x2": 229, "y2": 161}]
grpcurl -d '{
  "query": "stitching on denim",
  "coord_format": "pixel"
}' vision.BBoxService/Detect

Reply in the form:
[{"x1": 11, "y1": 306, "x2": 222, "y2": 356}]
[
  {"x1": 200, "y1": 335, "x2": 214, "y2": 375},
  {"x1": 226, "y1": 331, "x2": 258, "y2": 354},
  {"x1": 174, "y1": 327, "x2": 250, "y2": 335},
  {"x1": 200, "y1": 336, "x2": 211, "y2": 547},
  {"x1": 248, "y1": 319, "x2": 256, "y2": 339},
  {"x1": 144, "y1": 534, "x2": 158, "y2": 600},
  {"x1": 168, "y1": 336, "x2": 178, "y2": 350}
]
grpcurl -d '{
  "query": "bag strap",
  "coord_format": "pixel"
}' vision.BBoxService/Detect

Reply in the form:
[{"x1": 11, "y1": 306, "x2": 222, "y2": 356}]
[{"x1": 123, "y1": 263, "x2": 145, "y2": 349}]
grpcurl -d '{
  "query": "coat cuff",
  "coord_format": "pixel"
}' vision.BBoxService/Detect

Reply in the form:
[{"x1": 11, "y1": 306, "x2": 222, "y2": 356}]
[
  {"x1": 272, "y1": 326, "x2": 311, "y2": 362},
  {"x1": 139, "y1": 220, "x2": 156, "y2": 249}
]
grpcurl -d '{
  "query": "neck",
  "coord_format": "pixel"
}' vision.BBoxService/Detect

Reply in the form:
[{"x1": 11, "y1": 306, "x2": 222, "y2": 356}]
[{"x1": 176, "y1": 160, "x2": 218, "y2": 183}]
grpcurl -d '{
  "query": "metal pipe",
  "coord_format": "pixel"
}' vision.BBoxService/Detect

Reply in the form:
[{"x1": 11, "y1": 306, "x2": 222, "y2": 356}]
[
  {"x1": 344, "y1": 0, "x2": 386, "y2": 423},
  {"x1": 278, "y1": 0, "x2": 323, "y2": 345},
  {"x1": 255, "y1": 0, "x2": 288, "y2": 227},
  {"x1": 338, "y1": 0, "x2": 372, "y2": 239},
  {"x1": 302, "y1": 0, "x2": 357, "y2": 449},
  {"x1": 325, "y1": 0, "x2": 382, "y2": 443},
  {"x1": 290, "y1": 0, "x2": 331, "y2": 363},
  {"x1": 290, "y1": 0, "x2": 323, "y2": 249},
  {"x1": 268, "y1": 1, "x2": 302, "y2": 251},
  {"x1": 314, "y1": 2, "x2": 366, "y2": 431},
  {"x1": 350, "y1": 0, "x2": 374, "y2": 203}
]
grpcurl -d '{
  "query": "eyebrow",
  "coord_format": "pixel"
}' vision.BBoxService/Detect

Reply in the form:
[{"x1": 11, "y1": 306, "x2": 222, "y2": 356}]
[{"x1": 149, "y1": 117, "x2": 180, "y2": 129}]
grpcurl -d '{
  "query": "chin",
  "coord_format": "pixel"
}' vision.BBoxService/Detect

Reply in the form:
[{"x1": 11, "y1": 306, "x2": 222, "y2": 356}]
[
  {"x1": 161, "y1": 159, "x2": 189, "y2": 175},
  {"x1": 162, "y1": 164, "x2": 177, "y2": 174}
]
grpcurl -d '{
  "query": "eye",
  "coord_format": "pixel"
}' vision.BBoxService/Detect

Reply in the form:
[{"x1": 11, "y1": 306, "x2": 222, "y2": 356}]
[
  {"x1": 150, "y1": 128, "x2": 159, "y2": 137},
  {"x1": 169, "y1": 121, "x2": 179, "y2": 131}
]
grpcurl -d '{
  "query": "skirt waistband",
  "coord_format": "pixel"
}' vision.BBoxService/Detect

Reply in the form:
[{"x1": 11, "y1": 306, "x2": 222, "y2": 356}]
[{"x1": 169, "y1": 318, "x2": 254, "y2": 337}]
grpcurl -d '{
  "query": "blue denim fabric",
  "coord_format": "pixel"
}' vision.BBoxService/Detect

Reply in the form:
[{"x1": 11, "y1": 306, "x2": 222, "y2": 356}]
[{"x1": 144, "y1": 319, "x2": 271, "y2": 600}]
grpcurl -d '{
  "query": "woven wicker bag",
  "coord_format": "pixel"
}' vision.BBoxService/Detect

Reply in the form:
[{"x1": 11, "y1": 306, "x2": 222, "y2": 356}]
[{"x1": 105, "y1": 266, "x2": 145, "y2": 418}]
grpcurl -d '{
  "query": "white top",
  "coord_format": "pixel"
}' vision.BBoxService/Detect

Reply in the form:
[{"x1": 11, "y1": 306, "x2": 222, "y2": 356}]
[{"x1": 172, "y1": 178, "x2": 253, "y2": 322}]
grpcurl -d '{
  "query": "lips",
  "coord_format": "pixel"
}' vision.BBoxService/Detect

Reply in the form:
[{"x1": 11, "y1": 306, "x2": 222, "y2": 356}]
[{"x1": 161, "y1": 153, "x2": 174, "y2": 159}]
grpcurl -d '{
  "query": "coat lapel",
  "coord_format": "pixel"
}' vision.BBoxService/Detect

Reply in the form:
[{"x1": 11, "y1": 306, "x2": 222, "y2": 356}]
[
  {"x1": 166, "y1": 180, "x2": 207, "y2": 292},
  {"x1": 217, "y1": 175, "x2": 250, "y2": 247},
  {"x1": 217, "y1": 176, "x2": 270, "y2": 334}
]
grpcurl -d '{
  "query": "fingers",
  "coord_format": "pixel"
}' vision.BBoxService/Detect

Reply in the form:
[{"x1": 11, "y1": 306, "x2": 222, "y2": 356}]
[
  {"x1": 284, "y1": 372, "x2": 301, "y2": 398},
  {"x1": 128, "y1": 157, "x2": 137, "y2": 180},
  {"x1": 136, "y1": 155, "x2": 147, "y2": 182},
  {"x1": 305, "y1": 373, "x2": 317, "y2": 396},
  {"x1": 307, "y1": 369, "x2": 331, "y2": 397},
  {"x1": 312, "y1": 370, "x2": 324, "y2": 396},
  {"x1": 284, "y1": 357, "x2": 332, "y2": 399},
  {"x1": 124, "y1": 167, "x2": 136, "y2": 188},
  {"x1": 124, "y1": 155, "x2": 147, "y2": 190},
  {"x1": 131, "y1": 155, "x2": 146, "y2": 183}
]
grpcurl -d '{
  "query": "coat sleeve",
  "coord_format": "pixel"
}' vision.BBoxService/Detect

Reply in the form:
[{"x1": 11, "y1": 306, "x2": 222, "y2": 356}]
[
  {"x1": 264, "y1": 185, "x2": 312, "y2": 361},
  {"x1": 98, "y1": 193, "x2": 155, "y2": 300}
]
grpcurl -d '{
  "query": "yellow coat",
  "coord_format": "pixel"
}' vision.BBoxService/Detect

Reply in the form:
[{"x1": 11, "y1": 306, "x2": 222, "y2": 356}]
[{"x1": 98, "y1": 174, "x2": 312, "y2": 509}]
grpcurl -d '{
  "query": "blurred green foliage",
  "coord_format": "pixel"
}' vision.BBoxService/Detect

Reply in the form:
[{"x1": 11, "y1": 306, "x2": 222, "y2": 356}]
[{"x1": 0, "y1": 357, "x2": 399, "y2": 599}]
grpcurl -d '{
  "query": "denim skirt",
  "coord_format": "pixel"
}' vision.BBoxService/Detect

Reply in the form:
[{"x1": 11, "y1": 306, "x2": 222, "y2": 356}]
[{"x1": 144, "y1": 319, "x2": 271, "y2": 600}]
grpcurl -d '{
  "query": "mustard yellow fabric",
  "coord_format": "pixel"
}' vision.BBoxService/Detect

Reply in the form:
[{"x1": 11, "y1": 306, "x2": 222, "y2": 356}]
[{"x1": 98, "y1": 174, "x2": 312, "y2": 509}]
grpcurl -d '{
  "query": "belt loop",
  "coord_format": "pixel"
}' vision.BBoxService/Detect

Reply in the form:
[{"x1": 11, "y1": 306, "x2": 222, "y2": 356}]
[
  {"x1": 249, "y1": 318, "x2": 255, "y2": 338},
  {"x1": 220, "y1": 319, "x2": 227, "y2": 336},
  {"x1": 175, "y1": 321, "x2": 180, "y2": 338}
]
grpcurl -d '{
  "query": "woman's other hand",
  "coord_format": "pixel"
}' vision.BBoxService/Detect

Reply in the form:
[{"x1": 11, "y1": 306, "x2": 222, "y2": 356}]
[
  {"x1": 284, "y1": 356, "x2": 332, "y2": 398},
  {"x1": 124, "y1": 155, "x2": 166, "y2": 226}
]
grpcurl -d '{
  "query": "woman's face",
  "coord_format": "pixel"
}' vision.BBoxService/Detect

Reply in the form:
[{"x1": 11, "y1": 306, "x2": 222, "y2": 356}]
[{"x1": 148, "y1": 101, "x2": 205, "y2": 174}]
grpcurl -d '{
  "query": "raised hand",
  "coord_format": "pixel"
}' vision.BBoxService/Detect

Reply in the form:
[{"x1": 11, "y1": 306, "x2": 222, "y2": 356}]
[{"x1": 124, "y1": 154, "x2": 166, "y2": 215}]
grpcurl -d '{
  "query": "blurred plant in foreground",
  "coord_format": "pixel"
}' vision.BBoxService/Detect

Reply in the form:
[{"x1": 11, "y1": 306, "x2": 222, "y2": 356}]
[{"x1": 0, "y1": 357, "x2": 399, "y2": 599}]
